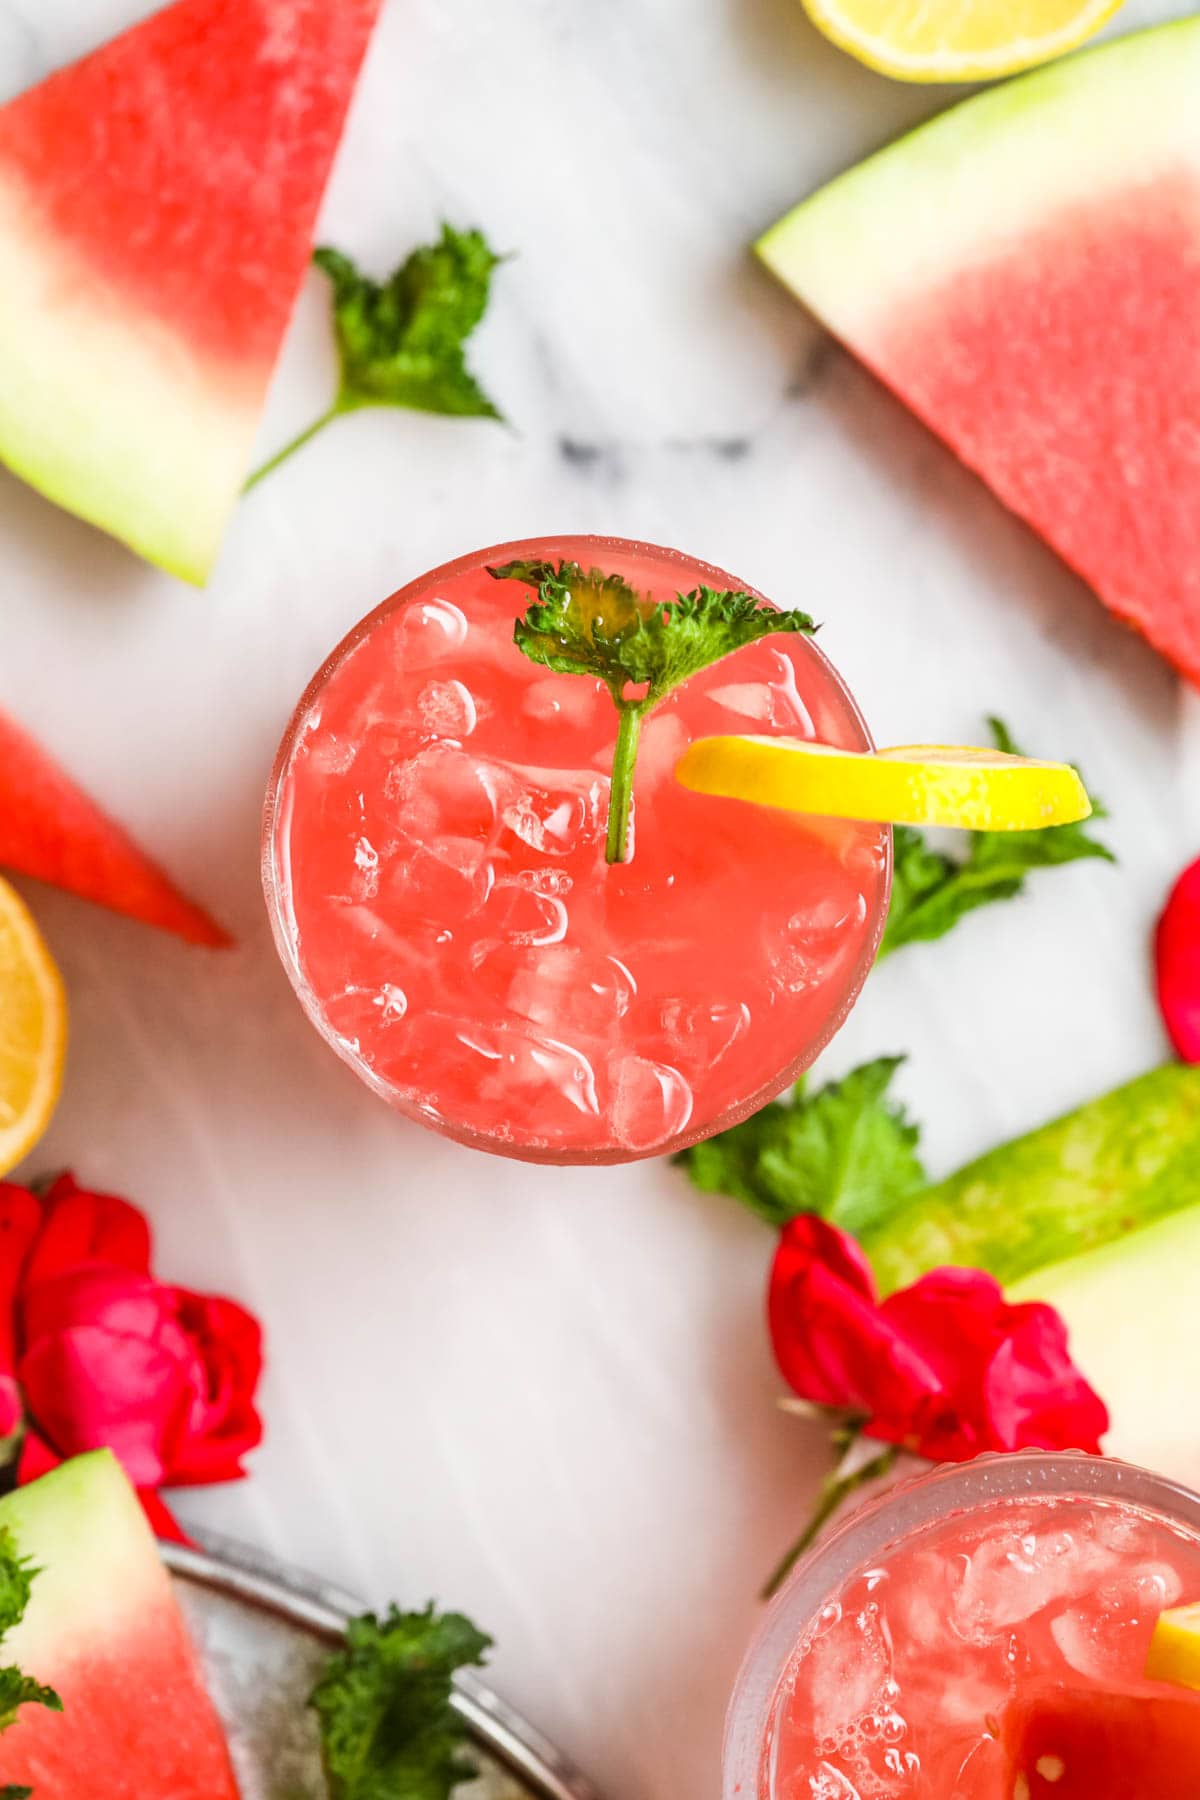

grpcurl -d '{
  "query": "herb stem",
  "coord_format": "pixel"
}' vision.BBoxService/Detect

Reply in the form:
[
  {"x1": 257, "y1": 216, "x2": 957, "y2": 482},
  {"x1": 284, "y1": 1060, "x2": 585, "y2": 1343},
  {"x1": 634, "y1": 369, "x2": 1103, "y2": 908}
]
[
  {"x1": 760, "y1": 1443, "x2": 898, "y2": 1601},
  {"x1": 606, "y1": 704, "x2": 643, "y2": 864},
  {"x1": 243, "y1": 400, "x2": 345, "y2": 492}
]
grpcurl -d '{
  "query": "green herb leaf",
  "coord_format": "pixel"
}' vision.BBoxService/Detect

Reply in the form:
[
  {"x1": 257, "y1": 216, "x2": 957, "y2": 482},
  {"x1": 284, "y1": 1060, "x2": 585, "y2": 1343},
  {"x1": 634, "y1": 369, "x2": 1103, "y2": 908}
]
[
  {"x1": 879, "y1": 718, "x2": 1113, "y2": 957},
  {"x1": 491, "y1": 560, "x2": 816, "y2": 861},
  {"x1": 677, "y1": 1056, "x2": 926, "y2": 1235},
  {"x1": 0, "y1": 1527, "x2": 62, "y2": 1800},
  {"x1": 245, "y1": 226, "x2": 504, "y2": 490},
  {"x1": 311, "y1": 1604, "x2": 492, "y2": 1800}
]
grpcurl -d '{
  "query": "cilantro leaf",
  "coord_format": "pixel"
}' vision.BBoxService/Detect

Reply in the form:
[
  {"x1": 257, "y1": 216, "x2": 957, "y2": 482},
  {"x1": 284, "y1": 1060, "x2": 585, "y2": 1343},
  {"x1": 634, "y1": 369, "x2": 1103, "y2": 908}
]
[
  {"x1": 491, "y1": 560, "x2": 815, "y2": 862},
  {"x1": 677, "y1": 1056, "x2": 926, "y2": 1235},
  {"x1": 246, "y1": 226, "x2": 504, "y2": 490},
  {"x1": 0, "y1": 1527, "x2": 62, "y2": 1798},
  {"x1": 311, "y1": 1604, "x2": 492, "y2": 1800},
  {"x1": 879, "y1": 718, "x2": 1114, "y2": 958}
]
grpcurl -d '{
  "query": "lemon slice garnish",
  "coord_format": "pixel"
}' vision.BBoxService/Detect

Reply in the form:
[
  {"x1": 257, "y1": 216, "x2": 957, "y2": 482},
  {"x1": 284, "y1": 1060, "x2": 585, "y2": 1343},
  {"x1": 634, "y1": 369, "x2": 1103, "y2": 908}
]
[
  {"x1": 1147, "y1": 1601, "x2": 1200, "y2": 1692},
  {"x1": 675, "y1": 736, "x2": 1092, "y2": 832}
]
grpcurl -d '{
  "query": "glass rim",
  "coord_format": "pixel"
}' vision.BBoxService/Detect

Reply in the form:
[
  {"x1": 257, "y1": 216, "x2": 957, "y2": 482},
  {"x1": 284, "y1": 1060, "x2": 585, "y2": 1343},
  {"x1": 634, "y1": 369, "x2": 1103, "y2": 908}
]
[
  {"x1": 723, "y1": 1449, "x2": 1200, "y2": 1800},
  {"x1": 261, "y1": 533, "x2": 893, "y2": 1164}
]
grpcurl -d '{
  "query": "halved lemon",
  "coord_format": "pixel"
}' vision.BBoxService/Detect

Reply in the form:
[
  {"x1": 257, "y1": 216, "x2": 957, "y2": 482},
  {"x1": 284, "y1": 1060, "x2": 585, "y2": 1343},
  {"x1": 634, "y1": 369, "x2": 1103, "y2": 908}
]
[
  {"x1": 1146, "y1": 1601, "x2": 1200, "y2": 1692},
  {"x1": 675, "y1": 737, "x2": 1092, "y2": 831},
  {"x1": 0, "y1": 876, "x2": 67, "y2": 1176},
  {"x1": 799, "y1": 0, "x2": 1123, "y2": 83}
]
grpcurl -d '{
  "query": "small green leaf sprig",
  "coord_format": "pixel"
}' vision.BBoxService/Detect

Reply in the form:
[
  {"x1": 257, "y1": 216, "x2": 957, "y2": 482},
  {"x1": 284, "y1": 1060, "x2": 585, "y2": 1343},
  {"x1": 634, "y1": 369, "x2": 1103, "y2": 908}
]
[
  {"x1": 0, "y1": 1527, "x2": 62, "y2": 1799},
  {"x1": 492, "y1": 559, "x2": 816, "y2": 862},
  {"x1": 311, "y1": 1604, "x2": 491, "y2": 1800},
  {"x1": 246, "y1": 225, "x2": 504, "y2": 490}
]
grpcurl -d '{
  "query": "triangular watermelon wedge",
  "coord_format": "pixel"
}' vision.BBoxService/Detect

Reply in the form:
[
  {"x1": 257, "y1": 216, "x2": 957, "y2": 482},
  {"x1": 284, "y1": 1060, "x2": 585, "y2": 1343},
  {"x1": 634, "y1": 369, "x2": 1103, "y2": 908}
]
[
  {"x1": 0, "y1": 0, "x2": 381, "y2": 584},
  {"x1": 0, "y1": 708, "x2": 230, "y2": 946},
  {"x1": 0, "y1": 1450, "x2": 241, "y2": 1798},
  {"x1": 757, "y1": 20, "x2": 1200, "y2": 688},
  {"x1": 1003, "y1": 1681, "x2": 1200, "y2": 1796}
]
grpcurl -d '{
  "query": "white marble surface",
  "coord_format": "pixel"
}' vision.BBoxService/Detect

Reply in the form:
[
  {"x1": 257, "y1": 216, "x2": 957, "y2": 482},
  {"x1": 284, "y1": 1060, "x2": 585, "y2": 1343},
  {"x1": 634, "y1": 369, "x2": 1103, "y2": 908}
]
[{"x1": 3, "y1": 1, "x2": 1199, "y2": 1796}]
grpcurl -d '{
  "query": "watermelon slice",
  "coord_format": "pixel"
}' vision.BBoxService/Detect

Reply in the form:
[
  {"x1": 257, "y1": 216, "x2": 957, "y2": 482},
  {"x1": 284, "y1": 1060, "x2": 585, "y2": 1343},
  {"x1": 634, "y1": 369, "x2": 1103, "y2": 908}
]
[
  {"x1": 757, "y1": 20, "x2": 1200, "y2": 687},
  {"x1": 0, "y1": 0, "x2": 381, "y2": 584},
  {"x1": 1003, "y1": 1682, "x2": 1200, "y2": 1796},
  {"x1": 0, "y1": 708, "x2": 230, "y2": 946},
  {"x1": 0, "y1": 1450, "x2": 240, "y2": 1797}
]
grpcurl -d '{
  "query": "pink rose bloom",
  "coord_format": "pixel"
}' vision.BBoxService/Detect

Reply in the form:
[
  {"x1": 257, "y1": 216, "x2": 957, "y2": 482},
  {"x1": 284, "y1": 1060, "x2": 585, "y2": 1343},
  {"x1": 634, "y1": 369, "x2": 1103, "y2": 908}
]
[
  {"x1": 768, "y1": 1213, "x2": 1107, "y2": 1462},
  {"x1": 0, "y1": 1173, "x2": 263, "y2": 1538}
]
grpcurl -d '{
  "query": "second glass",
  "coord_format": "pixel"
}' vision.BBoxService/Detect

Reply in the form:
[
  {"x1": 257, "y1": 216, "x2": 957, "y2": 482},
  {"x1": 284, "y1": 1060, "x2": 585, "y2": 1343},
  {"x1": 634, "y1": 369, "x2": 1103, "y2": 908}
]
[{"x1": 263, "y1": 536, "x2": 890, "y2": 1162}]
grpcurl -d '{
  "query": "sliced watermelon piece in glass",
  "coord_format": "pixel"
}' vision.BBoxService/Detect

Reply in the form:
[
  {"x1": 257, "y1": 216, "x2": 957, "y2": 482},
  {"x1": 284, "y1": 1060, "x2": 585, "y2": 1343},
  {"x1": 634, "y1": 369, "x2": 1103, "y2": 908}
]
[{"x1": 1004, "y1": 1681, "x2": 1200, "y2": 1797}]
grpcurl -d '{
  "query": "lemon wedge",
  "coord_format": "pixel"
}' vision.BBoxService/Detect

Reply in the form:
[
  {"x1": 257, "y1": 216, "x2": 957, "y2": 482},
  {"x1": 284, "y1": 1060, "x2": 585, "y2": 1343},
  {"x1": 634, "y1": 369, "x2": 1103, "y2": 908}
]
[
  {"x1": 1146, "y1": 1602, "x2": 1200, "y2": 1691},
  {"x1": 675, "y1": 737, "x2": 1093, "y2": 832},
  {"x1": 0, "y1": 876, "x2": 67, "y2": 1176},
  {"x1": 798, "y1": 0, "x2": 1122, "y2": 83}
]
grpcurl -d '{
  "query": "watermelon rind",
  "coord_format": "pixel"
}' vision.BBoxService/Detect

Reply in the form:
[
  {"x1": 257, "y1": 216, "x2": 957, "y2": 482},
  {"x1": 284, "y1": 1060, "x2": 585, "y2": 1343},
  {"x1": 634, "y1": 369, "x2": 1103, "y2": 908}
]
[
  {"x1": 0, "y1": 182, "x2": 258, "y2": 585},
  {"x1": 756, "y1": 17, "x2": 1200, "y2": 338},
  {"x1": 0, "y1": 1451, "x2": 167, "y2": 1662}
]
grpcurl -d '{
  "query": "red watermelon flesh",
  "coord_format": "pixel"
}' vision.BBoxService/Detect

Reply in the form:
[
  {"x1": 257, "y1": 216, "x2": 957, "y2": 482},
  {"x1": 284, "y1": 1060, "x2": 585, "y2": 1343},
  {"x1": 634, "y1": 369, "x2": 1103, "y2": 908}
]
[
  {"x1": 879, "y1": 175, "x2": 1200, "y2": 687},
  {"x1": 0, "y1": 0, "x2": 382, "y2": 584},
  {"x1": 1003, "y1": 1682, "x2": 1200, "y2": 1796},
  {"x1": 756, "y1": 19, "x2": 1200, "y2": 689},
  {"x1": 0, "y1": 1450, "x2": 240, "y2": 1798},
  {"x1": 0, "y1": 708, "x2": 230, "y2": 946}
]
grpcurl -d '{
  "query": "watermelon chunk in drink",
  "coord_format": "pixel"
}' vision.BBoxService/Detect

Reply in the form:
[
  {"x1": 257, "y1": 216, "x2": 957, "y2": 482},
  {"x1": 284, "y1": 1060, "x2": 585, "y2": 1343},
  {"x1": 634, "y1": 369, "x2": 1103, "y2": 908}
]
[
  {"x1": 0, "y1": 1450, "x2": 239, "y2": 1797},
  {"x1": 1003, "y1": 1683, "x2": 1200, "y2": 1797}
]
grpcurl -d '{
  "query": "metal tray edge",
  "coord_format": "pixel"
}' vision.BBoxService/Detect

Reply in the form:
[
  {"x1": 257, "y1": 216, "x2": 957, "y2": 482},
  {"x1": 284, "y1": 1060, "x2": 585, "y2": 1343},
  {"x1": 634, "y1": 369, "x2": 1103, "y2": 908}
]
[{"x1": 163, "y1": 1535, "x2": 604, "y2": 1800}]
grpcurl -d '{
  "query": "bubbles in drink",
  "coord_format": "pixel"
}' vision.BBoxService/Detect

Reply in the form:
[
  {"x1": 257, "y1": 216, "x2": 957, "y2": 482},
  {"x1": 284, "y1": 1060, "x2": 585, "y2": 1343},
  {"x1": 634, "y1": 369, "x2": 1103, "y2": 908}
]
[
  {"x1": 770, "y1": 1493, "x2": 1200, "y2": 1799},
  {"x1": 273, "y1": 546, "x2": 888, "y2": 1156}
]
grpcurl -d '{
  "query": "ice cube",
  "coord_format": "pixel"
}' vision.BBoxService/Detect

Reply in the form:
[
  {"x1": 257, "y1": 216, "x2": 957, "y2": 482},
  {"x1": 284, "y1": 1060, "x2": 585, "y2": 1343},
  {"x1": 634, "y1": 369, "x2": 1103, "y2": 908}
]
[
  {"x1": 522, "y1": 676, "x2": 604, "y2": 728},
  {"x1": 633, "y1": 712, "x2": 689, "y2": 790},
  {"x1": 809, "y1": 1767, "x2": 861, "y2": 1800},
  {"x1": 499, "y1": 764, "x2": 610, "y2": 855},
  {"x1": 707, "y1": 650, "x2": 815, "y2": 733},
  {"x1": 658, "y1": 998, "x2": 750, "y2": 1071},
  {"x1": 608, "y1": 1054, "x2": 693, "y2": 1151},
  {"x1": 473, "y1": 877, "x2": 569, "y2": 948},
  {"x1": 770, "y1": 886, "x2": 868, "y2": 994},
  {"x1": 952, "y1": 1524, "x2": 1111, "y2": 1639},
  {"x1": 303, "y1": 731, "x2": 357, "y2": 776},
  {"x1": 1050, "y1": 1608, "x2": 1127, "y2": 1682},
  {"x1": 416, "y1": 678, "x2": 477, "y2": 739},
  {"x1": 386, "y1": 743, "x2": 517, "y2": 840},
  {"x1": 385, "y1": 833, "x2": 494, "y2": 914},
  {"x1": 1098, "y1": 1561, "x2": 1183, "y2": 1614},
  {"x1": 474, "y1": 944, "x2": 636, "y2": 1035},
  {"x1": 395, "y1": 597, "x2": 469, "y2": 668},
  {"x1": 460, "y1": 1019, "x2": 601, "y2": 1121},
  {"x1": 805, "y1": 1604, "x2": 890, "y2": 1749}
]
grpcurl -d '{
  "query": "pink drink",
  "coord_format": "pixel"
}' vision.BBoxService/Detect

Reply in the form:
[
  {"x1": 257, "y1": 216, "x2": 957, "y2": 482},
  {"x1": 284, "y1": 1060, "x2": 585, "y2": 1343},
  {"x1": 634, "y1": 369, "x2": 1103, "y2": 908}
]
[
  {"x1": 725, "y1": 1455, "x2": 1200, "y2": 1800},
  {"x1": 264, "y1": 537, "x2": 889, "y2": 1162}
]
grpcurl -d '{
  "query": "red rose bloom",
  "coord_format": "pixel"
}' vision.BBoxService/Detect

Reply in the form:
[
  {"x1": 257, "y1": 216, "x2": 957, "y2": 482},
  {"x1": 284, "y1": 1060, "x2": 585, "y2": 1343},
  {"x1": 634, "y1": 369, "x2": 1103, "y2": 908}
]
[
  {"x1": 1156, "y1": 853, "x2": 1200, "y2": 1062},
  {"x1": 0, "y1": 1173, "x2": 263, "y2": 1538},
  {"x1": 768, "y1": 1214, "x2": 1107, "y2": 1462}
]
